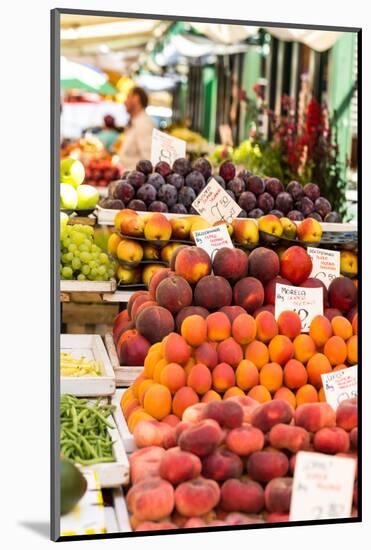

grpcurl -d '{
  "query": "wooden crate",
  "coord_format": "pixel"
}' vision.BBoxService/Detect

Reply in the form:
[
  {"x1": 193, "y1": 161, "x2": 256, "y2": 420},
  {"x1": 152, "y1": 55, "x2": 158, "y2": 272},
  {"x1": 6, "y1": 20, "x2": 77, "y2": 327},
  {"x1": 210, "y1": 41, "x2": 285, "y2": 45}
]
[{"x1": 104, "y1": 332, "x2": 143, "y2": 387}]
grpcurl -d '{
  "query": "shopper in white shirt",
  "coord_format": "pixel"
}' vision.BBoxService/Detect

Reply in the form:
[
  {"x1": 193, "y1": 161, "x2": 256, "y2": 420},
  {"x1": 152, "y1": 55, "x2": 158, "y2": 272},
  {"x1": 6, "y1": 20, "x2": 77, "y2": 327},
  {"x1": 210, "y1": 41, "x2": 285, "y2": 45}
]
[{"x1": 119, "y1": 87, "x2": 154, "y2": 170}]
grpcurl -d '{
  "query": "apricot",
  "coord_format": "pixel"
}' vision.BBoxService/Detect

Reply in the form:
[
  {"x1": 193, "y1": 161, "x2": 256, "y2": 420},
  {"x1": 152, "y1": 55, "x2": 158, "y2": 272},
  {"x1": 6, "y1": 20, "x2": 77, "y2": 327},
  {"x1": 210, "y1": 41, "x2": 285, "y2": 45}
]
[
  {"x1": 174, "y1": 478, "x2": 220, "y2": 517},
  {"x1": 160, "y1": 363, "x2": 187, "y2": 394},
  {"x1": 247, "y1": 451, "x2": 289, "y2": 482},
  {"x1": 144, "y1": 351, "x2": 163, "y2": 378},
  {"x1": 313, "y1": 427, "x2": 350, "y2": 454},
  {"x1": 163, "y1": 333, "x2": 191, "y2": 365},
  {"x1": 323, "y1": 335, "x2": 347, "y2": 366},
  {"x1": 153, "y1": 358, "x2": 168, "y2": 383},
  {"x1": 255, "y1": 311, "x2": 279, "y2": 343},
  {"x1": 232, "y1": 313, "x2": 257, "y2": 345},
  {"x1": 187, "y1": 364, "x2": 212, "y2": 395},
  {"x1": 207, "y1": 312, "x2": 231, "y2": 342},
  {"x1": 331, "y1": 316, "x2": 353, "y2": 340},
  {"x1": 283, "y1": 359, "x2": 308, "y2": 389},
  {"x1": 251, "y1": 399, "x2": 293, "y2": 432},
  {"x1": 269, "y1": 423, "x2": 310, "y2": 452},
  {"x1": 220, "y1": 479, "x2": 265, "y2": 514},
  {"x1": 217, "y1": 338, "x2": 243, "y2": 367},
  {"x1": 127, "y1": 477, "x2": 174, "y2": 521},
  {"x1": 277, "y1": 311, "x2": 301, "y2": 339},
  {"x1": 309, "y1": 314, "x2": 333, "y2": 347},
  {"x1": 226, "y1": 425, "x2": 265, "y2": 456},
  {"x1": 159, "y1": 447, "x2": 202, "y2": 484},
  {"x1": 178, "y1": 419, "x2": 223, "y2": 457},
  {"x1": 293, "y1": 334, "x2": 316, "y2": 363},
  {"x1": 195, "y1": 342, "x2": 218, "y2": 370},
  {"x1": 172, "y1": 387, "x2": 199, "y2": 419},
  {"x1": 224, "y1": 386, "x2": 245, "y2": 399},
  {"x1": 212, "y1": 362, "x2": 235, "y2": 392},
  {"x1": 306, "y1": 353, "x2": 332, "y2": 387},
  {"x1": 259, "y1": 362, "x2": 283, "y2": 392},
  {"x1": 347, "y1": 335, "x2": 358, "y2": 364},
  {"x1": 175, "y1": 306, "x2": 209, "y2": 333},
  {"x1": 295, "y1": 384, "x2": 319, "y2": 406},
  {"x1": 138, "y1": 379, "x2": 156, "y2": 405},
  {"x1": 274, "y1": 388, "x2": 296, "y2": 409},
  {"x1": 143, "y1": 384, "x2": 172, "y2": 420},
  {"x1": 201, "y1": 390, "x2": 222, "y2": 403},
  {"x1": 184, "y1": 357, "x2": 196, "y2": 377},
  {"x1": 318, "y1": 387, "x2": 326, "y2": 401},
  {"x1": 128, "y1": 410, "x2": 157, "y2": 433},
  {"x1": 220, "y1": 305, "x2": 247, "y2": 324},
  {"x1": 202, "y1": 448, "x2": 243, "y2": 481},
  {"x1": 264, "y1": 477, "x2": 292, "y2": 513},
  {"x1": 248, "y1": 385, "x2": 272, "y2": 403},
  {"x1": 352, "y1": 313, "x2": 358, "y2": 335},
  {"x1": 295, "y1": 402, "x2": 336, "y2": 432},
  {"x1": 236, "y1": 359, "x2": 259, "y2": 390},
  {"x1": 245, "y1": 341, "x2": 269, "y2": 369},
  {"x1": 162, "y1": 414, "x2": 180, "y2": 428},
  {"x1": 181, "y1": 315, "x2": 207, "y2": 347},
  {"x1": 268, "y1": 335, "x2": 294, "y2": 365}
]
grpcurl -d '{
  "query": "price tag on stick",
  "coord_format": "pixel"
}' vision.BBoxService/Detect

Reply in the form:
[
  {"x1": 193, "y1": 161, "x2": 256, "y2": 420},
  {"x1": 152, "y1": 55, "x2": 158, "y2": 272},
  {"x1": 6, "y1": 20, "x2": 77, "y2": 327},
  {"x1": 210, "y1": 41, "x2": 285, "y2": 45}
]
[
  {"x1": 193, "y1": 224, "x2": 234, "y2": 261},
  {"x1": 321, "y1": 365, "x2": 358, "y2": 411},
  {"x1": 275, "y1": 283, "x2": 323, "y2": 332},
  {"x1": 307, "y1": 247, "x2": 340, "y2": 289},
  {"x1": 150, "y1": 129, "x2": 186, "y2": 167},
  {"x1": 192, "y1": 177, "x2": 242, "y2": 224},
  {"x1": 290, "y1": 451, "x2": 356, "y2": 521}
]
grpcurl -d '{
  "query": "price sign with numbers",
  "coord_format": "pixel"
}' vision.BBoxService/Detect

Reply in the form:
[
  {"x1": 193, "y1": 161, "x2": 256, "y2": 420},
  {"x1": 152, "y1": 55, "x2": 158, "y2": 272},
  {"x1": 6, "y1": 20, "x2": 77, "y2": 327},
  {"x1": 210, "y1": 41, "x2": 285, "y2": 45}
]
[
  {"x1": 321, "y1": 365, "x2": 358, "y2": 411},
  {"x1": 289, "y1": 451, "x2": 356, "y2": 521},
  {"x1": 150, "y1": 128, "x2": 186, "y2": 167},
  {"x1": 307, "y1": 247, "x2": 340, "y2": 289},
  {"x1": 193, "y1": 224, "x2": 234, "y2": 261},
  {"x1": 275, "y1": 283, "x2": 323, "y2": 332},
  {"x1": 192, "y1": 177, "x2": 242, "y2": 224}
]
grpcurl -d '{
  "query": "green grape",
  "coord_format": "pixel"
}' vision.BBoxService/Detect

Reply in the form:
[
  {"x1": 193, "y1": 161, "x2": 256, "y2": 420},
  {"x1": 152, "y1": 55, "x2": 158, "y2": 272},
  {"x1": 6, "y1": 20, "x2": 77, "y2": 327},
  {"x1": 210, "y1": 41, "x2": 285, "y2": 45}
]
[
  {"x1": 62, "y1": 238, "x2": 71, "y2": 248},
  {"x1": 107, "y1": 269, "x2": 114, "y2": 278},
  {"x1": 90, "y1": 268, "x2": 98, "y2": 278},
  {"x1": 77, "y1": 273, "x2": 86, "y2": 281},
  {"x1": 89, "y1": 260, "x2": 98, "y2": 269},
  {"x1": 66, "y1": 252, "x2": 74, "y2": 262},
  {"x1": 74, "y1": 250, "x2": 81, "y2": 258},
  {"x1": 91, "y1": 252, "x2": 99, "y2": 261},
  {"x1": 80, "y1": 251, "x2": 91, "y2": 263},
  {"x1": 79, "y1": 244, "x2": 89, "y2": 253},
  {"x1": 97, "y1": 265, "x2": 106, "y2": 276},
  {"x1": 72, "y1": 257, "x2": 81, "y2": 270},
  {"x1": 71, "y1": 232, "x2": 85, "y2": 246},
  {"x1": 91, "y1": 244, "x2": 100, "y2": 253},
  {"x1": 68, "y1": 243, "x2": 77, "y2": 253},
  {"x1": 61, "y1": 253, "x2": 69, "y2": 264},
  {"x1": 82, "y1": 265, "x2": 90, "y2": 275},
  {"x1": 99, "y1": 253, "x2": 109, "y2": 265},
  {"x1": 96, "y1": 275, "x2": 104, "y2": 281},
  {"x1": 61, "y1": 266, "x2": 73, "y2": 279},
  {"x1": 83, "y1": 226, "x2": 94, "y2": 236}
]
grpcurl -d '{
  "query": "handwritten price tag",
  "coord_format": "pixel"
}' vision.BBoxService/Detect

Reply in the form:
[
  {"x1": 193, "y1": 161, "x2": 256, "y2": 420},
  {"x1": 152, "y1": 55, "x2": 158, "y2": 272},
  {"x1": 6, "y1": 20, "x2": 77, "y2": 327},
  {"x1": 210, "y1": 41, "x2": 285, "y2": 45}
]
[
  {"x1": 192, "y1": 178, "x2": 242, "y2": 224},
  {"x1": 289, "y1": 451, "x2": 356, "y2": 521},
  {"x1": 275, "y1": 283, "x2": 324, "y2": 332},
  {"x1": 307, "y1": 247, "x2": 340, "y2": 289},
  {"x1": 193, "y1": 224, "x2": 234, "y2": 261},
  {"x1": 321, "y1": 365, "x2": 358, "y2": 411},
  {"x1": 150, "y1": 128, "x2": 186, "y2": 166}
]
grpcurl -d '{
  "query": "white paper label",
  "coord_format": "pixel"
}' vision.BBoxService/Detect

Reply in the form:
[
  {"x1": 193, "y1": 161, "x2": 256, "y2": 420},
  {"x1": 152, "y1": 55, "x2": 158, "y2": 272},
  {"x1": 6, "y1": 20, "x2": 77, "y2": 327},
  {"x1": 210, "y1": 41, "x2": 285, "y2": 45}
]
[
  {"x1": 307, "y1": 247, "x2": 340, "y2": 288},
  {"x1": 193, "y1": 224, "x2": 234, "y2": 261},
  {"x1": 150, "y1": 128, "x2": 186, "y2": 166},
  {"x1": 290, "y1": 451, "x2": 356, "y2": 521},
  {"x1": 321, "y1": 365, "x2": 358, "y2": 411},
  {"x1": 275, "y1": 283, "x2": 324, "y2": 332},
  {"x1": 192, "y1": 177, "x2": 242, "y2": 224}
]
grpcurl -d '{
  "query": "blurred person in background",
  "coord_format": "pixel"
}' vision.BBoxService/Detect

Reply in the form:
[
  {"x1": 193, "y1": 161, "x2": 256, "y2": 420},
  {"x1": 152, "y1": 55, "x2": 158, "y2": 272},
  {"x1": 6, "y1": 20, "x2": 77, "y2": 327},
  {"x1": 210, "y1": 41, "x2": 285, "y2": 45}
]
[
  {"x1": 119, "y1": 87, "x2": 154, "y2": 169},
  {"x1": 95, "y1": 115, "x2": 120, "y2": 153}
]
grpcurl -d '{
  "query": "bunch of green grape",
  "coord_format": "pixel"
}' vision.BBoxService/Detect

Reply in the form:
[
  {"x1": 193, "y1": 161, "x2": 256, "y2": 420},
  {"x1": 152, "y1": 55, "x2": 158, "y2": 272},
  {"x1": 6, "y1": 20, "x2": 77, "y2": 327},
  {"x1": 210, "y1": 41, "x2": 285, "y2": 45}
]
[{"x1": 60, "y1": 224, "x2": 116, "y2": 281}]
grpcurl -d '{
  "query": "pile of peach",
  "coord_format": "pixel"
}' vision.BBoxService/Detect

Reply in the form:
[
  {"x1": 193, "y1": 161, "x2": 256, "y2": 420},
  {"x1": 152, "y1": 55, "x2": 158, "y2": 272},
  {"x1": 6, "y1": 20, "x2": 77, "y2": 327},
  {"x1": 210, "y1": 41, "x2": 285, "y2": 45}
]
[
  {"x1": 112, "y1": 244, "x2": 357, "y2": 367},
  {"x1": 125, "y1": 397, "x2": 358, "y2": 531},
  {"x1": 120, "y1": 311, "x2": 357, "y2": 430}
]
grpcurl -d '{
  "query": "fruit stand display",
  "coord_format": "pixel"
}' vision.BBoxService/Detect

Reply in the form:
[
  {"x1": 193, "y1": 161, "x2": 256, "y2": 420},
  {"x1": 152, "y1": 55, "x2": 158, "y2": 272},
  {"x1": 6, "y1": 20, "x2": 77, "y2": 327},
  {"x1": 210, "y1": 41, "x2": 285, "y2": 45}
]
[{"x1": 59, "y1": 154, "x2": 358, "y2": 536}]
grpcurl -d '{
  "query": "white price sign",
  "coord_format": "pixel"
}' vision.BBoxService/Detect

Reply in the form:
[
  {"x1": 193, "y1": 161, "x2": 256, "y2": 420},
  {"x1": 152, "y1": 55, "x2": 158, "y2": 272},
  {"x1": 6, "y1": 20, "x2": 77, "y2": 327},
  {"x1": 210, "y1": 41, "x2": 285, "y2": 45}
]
[
  {"x1": 290, "y1": 452, "x2": 356, "y2": 521},
  {"x1": 321, "y1": 365, "x2": 358, "y2": 411},
  {"x1": 275, "y1": 283, "x2": 323, "y2": 332},
  {"x1": 192, "y1": 177, "x2": 242, "y2": 224},
  {"x1": 150, "y1": 128, "x2": 186, "y2": 166},
  {"x1": 307, "y1": 247, "x2": 340, "y2": 289},
  {"x1": 193, "y1": 224, "x2": 234, "y2": 261}
]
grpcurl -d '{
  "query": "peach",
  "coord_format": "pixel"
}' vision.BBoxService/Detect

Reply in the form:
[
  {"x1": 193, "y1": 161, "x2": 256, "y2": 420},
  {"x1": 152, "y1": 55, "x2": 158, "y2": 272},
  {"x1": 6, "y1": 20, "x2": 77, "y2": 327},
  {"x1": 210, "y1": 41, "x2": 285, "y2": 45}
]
[
  {"x1": 352, "y1": 313, "x2": 358, "y2": 335},
  {"x1": 113, "y1": 309, "x2": 130, "y2": 340},
  {"x1": 313, "y1": 427, "x2": 350, "y2": 454},
  {"x1": 178, "y1": 419, "x2": 223, "y2": 456},
  {"x1": 283, "y1": 359, "x2": 308, "y2": 389},
  {"x1": 264, "y1": 477, "x2": 292, "y2": 513},
  {"x1": 324, "y1": 336, "x2": 347, "y2": 366},
  {"x1": 253, "y1": 305, "x2": 275, "y2": 318},
  {"x1": 295, "y1": 384, "x2": 319, "y2": 405},
  {"x1": 183, "y1": 517, "x2": 207, "y2": 528},
  {"x1": 202, "y1": 448, "x2": 243, "y2": 481},
  {"x1": 156, "y1": 275, "x2": 193, "y2": 315},
  {"x1": 293, "y1": 334, "x2": 316, "y2": 363},
  {"x1": 277, "y1": 311, "x2": 302, "y2": 339},
  {"x1": 207, "y1": 312, "x2": 231, "y2": 342},
  {"x1": 217, "y1": 338, "x2": 243, "y2": 367},
  {"x1": 220, "y1": 305, "x2": 246, "y2": 324},
  {"x1": 117, "y1": 331, "x2": 150, "y2": 366},
  {"x1": 163, "y1": 333, "x2": 190, "y2": 365},
  {"x1": 247, "y1": 451, "x2": 289, "y2": 482},
  {"x1": 324, "y1": 307, "x2": 343, "y2": 321},
  {"x1": 347, "y1": 305, "x2": 358, "y2": 324},
  {"x1": 266, "y1": 512, "x2": 290, "y2": 523},
  {"x1": 295, "y1": 402, "x2": 336, "y2": 432},
  {"x1": 142, "y1": 383, "x2": 172, "y2": 421},
  {"x1": 174, "y1": 247, "x2": 212, "y2": 284},
  {"x1": 169, "y1": 245, "x2": 190, "y2": 271},
  {"x1": 127, "y1": 290, "x2": 150, "y2": 319},
  {"x1": 245, "y1": 341, "x2": 269, "y2": 369},
  {"x1": 268, "y1": 335, "x2": 294, "y2": 365},
  {"x1": 187, "y1": 364, "x2": 212, "y2": 395},
  {"x1": 212, "y1": 362, "x2": 235, "y2": 392},
  {"x1": 251, "y1": 400, "x2": 293, "y2": 432},
  {"x1": 127, "y1": 477, "x2": 174, "y2": 521},
  {"x1": 264, "y1": 276, "x2": 292, "y2": 305},
  {"x1": 300, "y1": 277, "x2": 328, "y2": 308},
  {"x1": 269, "y1": 423, "x2": 310, "y2": 452},
  {"x1": 148, "y1": 268, "x2": 172, "y2": 299},
  {"x1": 175, "y1": 306, "x2": 209, "y2": 333},
  {"x1": 172, "y1": 387, "x2": 199, "y2": 419},
  {"x1": 224, "y1": 512, "x2": 265, "y2": 525},
  {"x1": 280, "y1": 246, "x2": 313, "y2": 285},
  {"x1": 213, "y1": 247, "x2": 249, "y2": 282},
  {"x1": 248, "y1": 385, "x2": 272, "y2": 403},
  {"x1": 259, "y1": 362, "x2": 283, "y2": 392},
  {"x1": 347, "y1": 335, "x2": 358, "y2": 364},
  {"x1": 195, "y1": 342, "x2": 218, "y2": 370},
  {"x1": 201, "y1": 390, "x2": 222, "y2": 403},
  {"x1": 162, "y1": 414, "x2": 180, "y2": 428},
  {"x1": 248, "y1": 247, "x2": 280, "y2": 285},
  {"x1": 136, "y1": 305, "x2": 175, "y2": 345},
  {"x1": 331, "y1": 316, "x2": 353, "y2": 340},
  {"x1": 159, "y1": 447, "x2": 202, "y2": 484},
  {"x1": 181, "y1": 403, "x2": 207, "y2": 425},
  {"x1": 224, "y1": 386, "x2": 245, "y2": 399},
  {"x1": 202, "y1": 399, "x2": 244, "y2": 429},
  {"x1": 160, "y1": 363, "x2": 187, "y2": 394},
  {"x1": 133, "y1": 420, "x2": 175, "y2": 448},
  {"x1": 135, "y1": 521, "x2": 177, "y2": 531},
  {"x1": 174, "y1": 478, "x2": 220, "y2": 517},
  {"x1": 255, "y1": 311, "x2": 279, "y2": 343},
  {"x1": 328, "y1": 276, "x2": 357, "y2": 313},
  {"x1": 228, "y1": 395, "x2": 261, "y2": 423},
  {"x1": 336, "y1": 399, "x2": 357, "y2": 431},
  {"x1": 226, "y1": 425, "x2": 265, "y2": 456},
  {"x1": 129, "y1": 446, "x2": 166, "y2": 484},
  {"x1": 350, "y1": 427, "x2": 358, "y2": 449},
  {"x1": 233, "y1": 277, "x2": 265, "y2": 313},
  {"x1": 220, "y1": 479, "x2": 264, "y2": 513},
  {"x1": 194, "y1": 275, "x2": 233, "y2": 310},
  {"x1": 274, "y1": 388, "x2": 296, "y2": 409},
  {"x1": 307, "y1": 353, "x2": 332, "y2": 387},
  {"x1": 232, "y1": 313, "x2": 257, "y2": 345},
  {"x1": 236, "y1": 359, "x2": 259, "y2": 390}
]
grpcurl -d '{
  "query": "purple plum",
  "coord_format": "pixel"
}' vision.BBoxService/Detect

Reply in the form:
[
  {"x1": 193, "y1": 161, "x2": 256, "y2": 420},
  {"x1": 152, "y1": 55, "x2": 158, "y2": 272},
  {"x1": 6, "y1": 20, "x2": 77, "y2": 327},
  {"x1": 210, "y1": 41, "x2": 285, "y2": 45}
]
[
  {"x1": 287, "y1": 181, "x2": 304, "y2": 201},
  {"x1": 269, "y1": 209, "x2": 284, "y2": 218},
  {"x1": 178, "y1": 186, "x2": 196, "y2": 207},
  {"x1": 265, "y1": 178, "x2": 284, "y2": 198},
  {"x1": 157, "y1": 184, "x2": 178, "y2": 207},
  {"x1": 296, "y1": 196, "x2": 314, "y2": 216},
  {"x1": 238, "y1": 191, "x2": 257, "y2": 212},
  {"x1": 304, "y1": 183, "x2": 321, "y2": 201},
  {"x1": 324, "y1": 212, "x2": 342, "y2": 223},
  {"x1": 147, "y1": 173, "x2": 165, "y2": 190},
  {"x1": 155, "y1": 161, "x2": 172, "y2": 178},
  {"x1": 189, "y1": 206, "x2": 199, "y2": 215},
  {"x1": 166, "y1": 173, "x2": 184, "y2": 190},
  {"x1": 227, "y1": 177, "x2": 245, "y2": 198},
  {"x1": 127, "y1": 170, "x2": 146, "y2": 189},
  {"x1": 246, "y1": 175, "x2": 265, "y2": 195},
  {"x1": 170, "y1": 203, "x2": 188, "y2": 214},
  {"x1": 136, "y1": 183, "x2": 157, "y2": 205},
  {"x1": 307, "y1": 212, "x2": 323, "y2": 222},
  {"x1": 257, "y1": 192, "x2": 275, "y2": 213},
  {"x1": 237, "y1": 169, "x2": 252, "y2": 184},
  {"x1": 226, "y1": 189, "x2": 236, "y2": 201},
  {"x1": 193, "y1": 158, "x2": 212, "y2": 179},
  {"x1": 248, "y1": 208, "x2": 264, "y2": 218},
  {"x1": 136, "y1": 159, "x2": 153, "y2": 175},
  {"x1": 275, "y1": 192, "x2": 293, "y2": 215},
  {"x1": 172, "y1": 158, "x2": 192, "y2": 176},
  {"x1": 314, "y1": 197, "x2": 332, "y2": 218},
  {"x1": 287, "y1": 210, "x2": 304, "y2": 221},
  {"x1": 128, "y1": 199, "x2": 147, "y2": 211},
  {"x1": 237, "y1": 209, "x2": 248, "y2": 218},
  {"x1": 209, "y1": 175, "x2": 226, "y2": 189},
  {"x1": 99, "y1": 198, "x2": 124, "y2": 210},
  {"x1": 113, "y1": 181, "x2": 135, "y2": 204},
  {"x1": 185, "y1": 171, "x2": 206, "y2": 194},
  {"x1": 219, "y1": 160, "x2": 236, "y2": 182},
  {"x1": 148, "y1": 201, "x2": 169, "y2": 213}
]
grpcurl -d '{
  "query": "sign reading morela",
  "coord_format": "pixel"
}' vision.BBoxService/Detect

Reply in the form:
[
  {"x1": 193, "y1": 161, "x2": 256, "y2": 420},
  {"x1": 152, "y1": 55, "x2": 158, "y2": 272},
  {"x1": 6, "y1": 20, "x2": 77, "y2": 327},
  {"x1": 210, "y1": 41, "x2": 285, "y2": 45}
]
[
  {"x1": 193, "y1": 224, "x2": 234, "y2": 260},
  {"x1": 275, "y1": 283, "x2": 323, "y2": 332},
  {"x1": 192, "y1": 177, "x2": 242, "y2": 224},
  {"x1": 321, "y1": 365, "x2": 358, "y2": 411},
  {"x1": 289, "y1": 451, "x2": 356, "y2": 521},
  {"x1": 307, "y1": 247, "x2": 340, "y2": 289},
  {"x1": 150, "y1": 128, "x2": 186, "y2": 167}
]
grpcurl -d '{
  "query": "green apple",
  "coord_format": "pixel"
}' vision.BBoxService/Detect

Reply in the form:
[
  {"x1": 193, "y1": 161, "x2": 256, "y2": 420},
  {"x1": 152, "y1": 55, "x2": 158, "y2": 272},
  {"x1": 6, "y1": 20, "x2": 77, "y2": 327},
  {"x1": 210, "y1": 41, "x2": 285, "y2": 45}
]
[
  {"x1": 60, "y1": 183, "x2": 78, "y2": 209},
  {"x1": 76, "y1": 184, "x2": 99, "y2": 209},
  {"x1": 60, "y1": 158, "x2": 85, "y2": 188}
]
